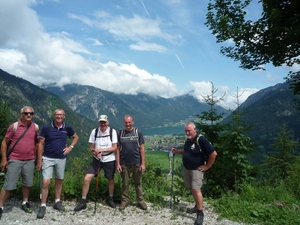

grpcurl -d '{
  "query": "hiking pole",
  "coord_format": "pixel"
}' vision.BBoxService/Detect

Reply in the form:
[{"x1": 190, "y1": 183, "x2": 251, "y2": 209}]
[
  {"x1": 94, "y1": 163, "x2": 100, "y2": 215},
  {"x1": 169, "y1": 150, "x2": 175, "y2": 209},
  {"x1": 39, "y1": 169, "x2": 42, "y2": 199}
]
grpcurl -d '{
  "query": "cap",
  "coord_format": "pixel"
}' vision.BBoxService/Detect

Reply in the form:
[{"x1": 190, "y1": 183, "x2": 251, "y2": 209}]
[{"x1": 98, "y1": 115, "x2": 108, "y2": 122}]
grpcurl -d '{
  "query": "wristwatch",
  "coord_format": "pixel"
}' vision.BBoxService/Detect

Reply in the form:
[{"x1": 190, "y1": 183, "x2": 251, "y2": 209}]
[{"x1": 70, "y1": 145, "x2": 74, "y2": 148}]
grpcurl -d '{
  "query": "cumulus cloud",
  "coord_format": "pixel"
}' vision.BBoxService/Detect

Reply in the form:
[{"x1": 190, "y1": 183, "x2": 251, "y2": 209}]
[
  {"x1": 188, "y1": 81, "x2": 259, "y2": 109},
  {"x1": 0, "y1": 0, "x2": 181, "y2": 98}
]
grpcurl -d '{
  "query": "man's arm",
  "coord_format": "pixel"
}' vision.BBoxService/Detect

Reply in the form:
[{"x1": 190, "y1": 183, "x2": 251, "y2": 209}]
[
  {"x1": 116, "y1": 145, "x2": 122, "y2": 172},
  {"x1": 37, "y1": 138, "x2": 45, "y2": 170},
  {"x1": 205, "y1": 150, "x2": 217, "y2": 169},
  {"x1": 1, "y1": 138, "x2": 10, "y2": 171},
  {"x1": 63, "y1": 133, "x2": 79, "y2": 155},
  {"x1": 139, "y1": 143, "x2": 146, "y2": 172}
]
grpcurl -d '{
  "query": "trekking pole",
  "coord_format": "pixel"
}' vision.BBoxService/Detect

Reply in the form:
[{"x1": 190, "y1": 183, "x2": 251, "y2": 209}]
[
  {"x1": 94, "y1": 166, "x2": 100, "y2": 215},
  {"x1": 39, "y1": 169, "x2": 42, "y2": 199},
  {"x1": 169, "y1": 150, "x2": 175, "y2": 209}
]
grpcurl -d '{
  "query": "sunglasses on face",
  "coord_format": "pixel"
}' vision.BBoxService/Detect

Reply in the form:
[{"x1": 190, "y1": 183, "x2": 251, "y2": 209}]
[{"x1": 22, "y1": 112, "x2": 34, "y2": 116}]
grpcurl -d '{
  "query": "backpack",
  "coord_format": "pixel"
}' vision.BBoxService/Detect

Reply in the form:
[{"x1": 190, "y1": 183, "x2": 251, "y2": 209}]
[
  {"x1": 12, "y1": 121, "x2": 39, "y2": 133},
  {"x1": 119, "y1": 127, "x2": 140, "y2": 151},
  {"x1": 94, "y1": 127, "x2": 113, "y2": 142}
]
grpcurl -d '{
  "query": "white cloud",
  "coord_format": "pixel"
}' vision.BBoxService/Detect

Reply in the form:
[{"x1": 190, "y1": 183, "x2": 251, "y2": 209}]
[
  {"x1": 188, "y1": 81, "x2": 259, "y2": 109},
  {"x1": 0, "y1": 0, "x2": 182, "y2": 99},
  {"x1": 130, "y1": 41, "x2": 167, "y2": 53}
]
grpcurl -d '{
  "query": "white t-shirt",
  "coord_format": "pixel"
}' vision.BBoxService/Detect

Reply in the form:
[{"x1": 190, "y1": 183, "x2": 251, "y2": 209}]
[{"x1": 89, "y1": 127, "x2": 117, "y2": 163}]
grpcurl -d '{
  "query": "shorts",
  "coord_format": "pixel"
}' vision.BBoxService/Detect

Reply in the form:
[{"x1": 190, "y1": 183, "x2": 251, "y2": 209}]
[
  {"x1": 86, "y1": 157, "x2": 115, "y2": 180},
  {"x1": 42, "y1": 156, "x2": 66, "y2": 179},
  {"x1": 3, "y1": 159, "x2": 35, "y2": 190},
  {"x1": 183, "y1": 167, "x2": 204, "y2": 190}
]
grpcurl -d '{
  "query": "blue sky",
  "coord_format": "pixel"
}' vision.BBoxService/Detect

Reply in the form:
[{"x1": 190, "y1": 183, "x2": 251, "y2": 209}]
[{"x1": 0, "y1": 0, "x2": 293, "y2": 108}]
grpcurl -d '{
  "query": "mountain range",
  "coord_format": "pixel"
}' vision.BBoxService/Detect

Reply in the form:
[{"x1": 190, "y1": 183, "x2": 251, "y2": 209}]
[
  {"x1": 40, "y1": 83, "x2": 228, "y2": 129},
  {"x1": 1, "y1": 68, "x2": 300, "y2": 160}
]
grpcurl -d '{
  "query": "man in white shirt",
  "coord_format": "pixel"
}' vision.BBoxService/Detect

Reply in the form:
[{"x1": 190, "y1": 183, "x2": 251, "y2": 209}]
[{"x1": 74, "y1": 115, "x2": 117, "y2": 211}]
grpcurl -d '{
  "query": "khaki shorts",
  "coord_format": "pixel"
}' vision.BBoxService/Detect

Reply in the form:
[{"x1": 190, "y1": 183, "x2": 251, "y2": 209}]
[{"x1": 183, "y1": 167, "x2": 204, "y2": 190}]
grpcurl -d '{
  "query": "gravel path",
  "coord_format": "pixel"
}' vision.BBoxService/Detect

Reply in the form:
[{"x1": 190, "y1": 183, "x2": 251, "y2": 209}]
[{"x1": 1, "y1": 199, "x2": 248, "y2": 225}]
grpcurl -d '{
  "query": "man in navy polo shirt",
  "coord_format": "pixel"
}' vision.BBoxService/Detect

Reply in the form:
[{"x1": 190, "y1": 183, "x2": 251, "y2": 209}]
[{"x1": 36, "y1": 109, "x2": 79, "y2": 219}]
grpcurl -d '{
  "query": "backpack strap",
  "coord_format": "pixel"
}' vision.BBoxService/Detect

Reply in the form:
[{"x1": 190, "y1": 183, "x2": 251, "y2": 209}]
[
  {"x1": 13, "y1": 121, "x2": 18, "y2": 132},
  {"x1": 94, "y1": 127, "x2": 99, "y2": 140},
  {"x1": 196, "y1": 134, "x2": 203, "y2": 152},
  {"x1": 119, "y1": 128, "x2": 139, "y2": 150}
]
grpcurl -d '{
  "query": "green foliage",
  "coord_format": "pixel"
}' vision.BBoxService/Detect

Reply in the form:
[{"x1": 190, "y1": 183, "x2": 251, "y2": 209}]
[
  {"x1": 195, "y1": 82, "x2": 226, "y2": 145},
  {"x1": 211, "y1": 182, "x2": 300, "y2": 225},
  {"x1": 206, "y1": 0, "x2": 300, "y2": 100},
  {"x1": 285, "y1": 156, "x2": 300, "y2": 197},
  {"x1": 205, "y1": 0, "x2": 300, "y2": 70},
  {"x1": 0, "y1": 101, "x2": 12, "y2": 140},
  {"x1": 263, "y1": 124, "x2": 299, "y2": 183}
]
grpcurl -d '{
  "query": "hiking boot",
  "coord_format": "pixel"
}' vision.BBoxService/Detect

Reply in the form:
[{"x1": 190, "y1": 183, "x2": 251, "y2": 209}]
[
  {"x1": 0, "y1": 207, "x2": 3, "y2": 219},
  {"x1": 119, "y1": 202, "x2": 128, "y2": 210},
  {"x1": 53, "y1": 201, "x2": 65, "y2": 212},
  {"x1": 194, "y1": 211, "x2": 204, "y2": 225},
  {"x1": 186, "y1": 205, "x2": 197, "y2": 214},
  {"x1": 37, "y1": 206, "x2": 46, "y2": 219},
  {"x1": 138, "y1": 201, "x2": 147, "y2": 210},
  {"x1": 21, "y1": 202, "x2": 33, "y2": 213},
  {"x1": 74, "y1": 199, "x2": 87, "y2": 212},
  {"x1": 106, "y1": 197, "x2": 116, "y2": 208}
]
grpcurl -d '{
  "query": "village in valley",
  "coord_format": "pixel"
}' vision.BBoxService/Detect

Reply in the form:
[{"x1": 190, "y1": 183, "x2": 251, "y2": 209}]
[{"x1": 144, "y1": 134, "x2": 186, "y2": 152}]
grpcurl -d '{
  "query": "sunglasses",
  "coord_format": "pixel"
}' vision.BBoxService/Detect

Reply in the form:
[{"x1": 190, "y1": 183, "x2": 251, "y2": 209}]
[{"x1": 22, "y1": 112, "x2": 34, "y2": 116}]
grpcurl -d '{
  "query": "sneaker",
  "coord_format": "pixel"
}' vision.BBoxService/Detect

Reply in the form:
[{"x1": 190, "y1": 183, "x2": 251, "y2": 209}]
[
  {"x1": 119, "y1": 202, "x2": 128, "y2": 210},
  {"x1": 53, "y1": 201, "x2": 65, "y2": 212},
  {"x1": 106, "y1": 197, "x2": 116, "y2": 208},
  {"x1": 194, "y1": 211, "x2": 204, "y2": 225},
  {"x1": 186, "y1": 205, "x2": 197, "y2": 214},
  {"x1": 74, "y1": 199, "x2": 87, "y2": 212},
  {"x1": 21, "y1": 202, "x2": 33, "y2": 213},
  {"x1": 37, "y1": 206, "x2": 46, "y2": 219},
  {"x1": 0, "y1": 207, "x2": 3, "y2": 219},
  {"x1": 138, "y1": 201, "x2": 147, "y2": 210}
]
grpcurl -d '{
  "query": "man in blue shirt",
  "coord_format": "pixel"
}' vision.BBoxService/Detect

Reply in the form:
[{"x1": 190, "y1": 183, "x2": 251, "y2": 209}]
[
  {"x1": 36, "y1": 109, "x2": 79, "y2": 219},
  {"x1": 172, "y1": 122, "x2": 217, "y2": 225}
]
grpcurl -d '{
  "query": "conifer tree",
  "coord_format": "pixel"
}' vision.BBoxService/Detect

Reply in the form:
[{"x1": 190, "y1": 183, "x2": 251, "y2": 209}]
[{"x1": 263, "y1": 123, "x2": 299, "y2": 184}]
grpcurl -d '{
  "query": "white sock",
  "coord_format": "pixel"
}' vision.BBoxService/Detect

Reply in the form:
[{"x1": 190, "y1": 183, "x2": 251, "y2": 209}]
[
  {"x1": 41, "y1": 203, "x2": 46, "y2": 207},
  {"x1": 55, "y1": 199, "x2": 60, "y2": 203},
  {"x1": 22, "y1": 201, "x2": 27, "y2": 205},
  {"x1": 82, "y1": 196, "x2": 86, "y2": 200}
]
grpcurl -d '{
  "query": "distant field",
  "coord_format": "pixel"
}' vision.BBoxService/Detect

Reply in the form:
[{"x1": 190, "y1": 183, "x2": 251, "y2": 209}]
[{"x1": 146, "y1": 150, "x2": 182, "y2": 173}]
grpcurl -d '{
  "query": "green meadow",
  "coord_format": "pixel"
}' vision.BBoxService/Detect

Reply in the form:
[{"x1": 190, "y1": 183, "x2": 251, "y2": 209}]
[{"x1": 146, "y1": 150, "x2": 182, "y2": 173}]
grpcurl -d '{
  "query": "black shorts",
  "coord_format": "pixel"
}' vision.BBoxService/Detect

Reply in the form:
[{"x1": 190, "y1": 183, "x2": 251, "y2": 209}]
[{"x1": 86, "y1": 157, "x2": 115, "y2": 180}]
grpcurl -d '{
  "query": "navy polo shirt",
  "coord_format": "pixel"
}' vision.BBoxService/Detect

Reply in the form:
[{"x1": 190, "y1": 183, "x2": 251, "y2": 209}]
[{"x1": 40, "y1": 122, "x2": 75, "y2": 159}]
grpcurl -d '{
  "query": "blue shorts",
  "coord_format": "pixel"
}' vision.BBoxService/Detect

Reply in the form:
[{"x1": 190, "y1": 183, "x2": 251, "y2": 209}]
[
  {"x1": 3, "y1": 159, "x2": 35, "y2": 190},
  {"x1": 42, "y1": 156, "x2": 66, "y2": 180}
]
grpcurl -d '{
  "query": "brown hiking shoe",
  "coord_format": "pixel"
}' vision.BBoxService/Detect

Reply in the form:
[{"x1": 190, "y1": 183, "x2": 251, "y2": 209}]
[
  {"x1": 138, "y1": 201, "x2": 147, "y2": 210},
  {"x1": 119, "y1": 202, "x2": 128, "y2": 210}
]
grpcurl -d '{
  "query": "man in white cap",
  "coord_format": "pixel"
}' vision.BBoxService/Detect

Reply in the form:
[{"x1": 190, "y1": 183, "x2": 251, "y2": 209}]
[{"x1": 74, "y1": 115, "x2": 117, "y2": 211}]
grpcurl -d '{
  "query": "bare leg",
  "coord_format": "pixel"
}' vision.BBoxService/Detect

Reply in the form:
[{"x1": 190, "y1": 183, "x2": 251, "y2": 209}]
[
  {"x1": 22, "y1": 186, "x2": 30, "y2": 202},
  {"x1": 54, "y1": 178, "x2": 63, "y2": 200},
  {"x1": 0, "y1": 189, "x2": 10, "y2": 207},
  {"x1": 191, "y1": 189, "x2": 203, "y2": 210},
  {"x1": 81, "y1": 174, "x2": 94, "y2": 197},
  {"x1": 41, "y1": 179, "x2": 51, "y2": 204}
]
